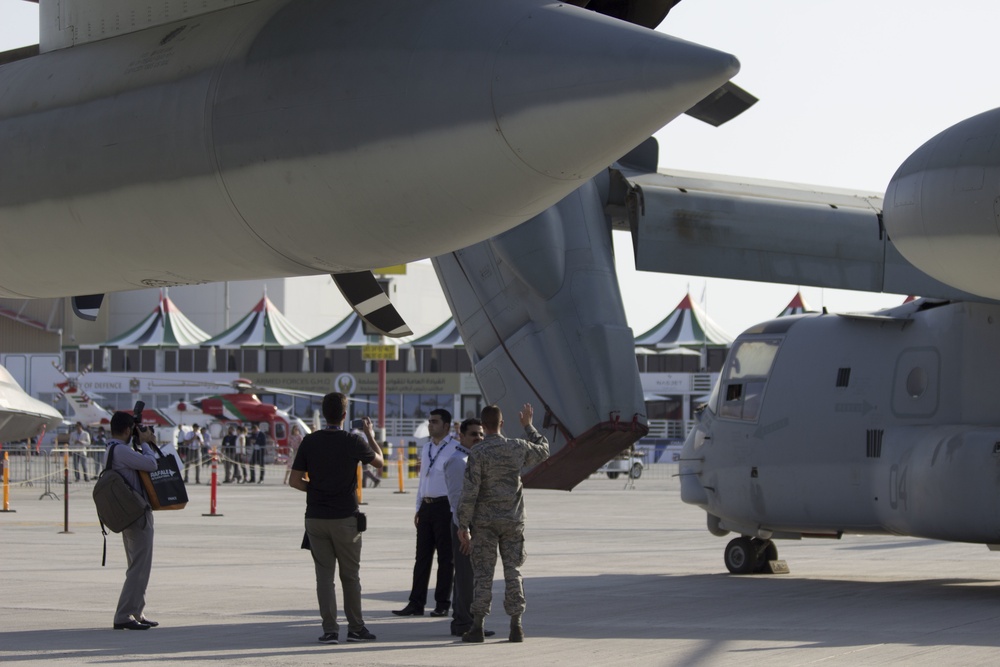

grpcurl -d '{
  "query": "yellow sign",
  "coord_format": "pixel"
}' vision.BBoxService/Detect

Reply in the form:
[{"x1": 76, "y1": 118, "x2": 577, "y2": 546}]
[
  {"x1": 362, "y1": 344, "x2": 399, "y2": 361},
  {"x1": 373, "y1": 264, "x2": 407, "y2": 275}
]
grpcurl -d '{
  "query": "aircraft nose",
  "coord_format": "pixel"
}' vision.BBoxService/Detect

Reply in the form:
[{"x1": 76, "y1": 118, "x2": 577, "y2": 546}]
[{"x1": 491, "y1": 6, "x2": 740, "y2": 180}]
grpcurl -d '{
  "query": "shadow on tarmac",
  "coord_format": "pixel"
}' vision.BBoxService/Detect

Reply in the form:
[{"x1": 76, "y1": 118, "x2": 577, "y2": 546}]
[{"x1": 3, "y1": 571, "x2": 1000, "y2": 661}]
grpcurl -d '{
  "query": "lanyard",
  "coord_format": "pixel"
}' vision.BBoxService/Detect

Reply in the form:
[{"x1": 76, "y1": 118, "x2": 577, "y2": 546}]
[{"x1": 426, "y1": 439, "x2": 449, "y2": 476}]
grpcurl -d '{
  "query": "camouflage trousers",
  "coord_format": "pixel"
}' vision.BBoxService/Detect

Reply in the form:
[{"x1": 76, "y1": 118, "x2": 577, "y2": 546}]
[{"x1": 469, "y1": 520, "x2": 526, "y2": 617}]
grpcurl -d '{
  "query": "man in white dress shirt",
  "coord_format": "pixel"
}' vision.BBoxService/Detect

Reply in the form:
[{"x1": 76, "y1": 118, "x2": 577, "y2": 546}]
[{"x1": 393, "y1": 408, "x2": 458, "y2": 617}]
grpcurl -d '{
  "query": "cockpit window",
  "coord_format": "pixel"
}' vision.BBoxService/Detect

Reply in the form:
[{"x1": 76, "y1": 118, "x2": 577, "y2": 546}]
[{"x1": 717, "y1": 337, "x2": 782, "y2": 422}]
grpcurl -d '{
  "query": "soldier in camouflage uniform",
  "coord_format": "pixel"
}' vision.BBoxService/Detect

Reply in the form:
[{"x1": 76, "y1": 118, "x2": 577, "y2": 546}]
[{"x1": 457, "y1": 403, "x2": 549, "y2": 643}]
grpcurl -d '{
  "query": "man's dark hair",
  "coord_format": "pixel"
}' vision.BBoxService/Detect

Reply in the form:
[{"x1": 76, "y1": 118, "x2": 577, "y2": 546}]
[
  {"x1": 430, "y1": 408, "x2": 452, "y2": 425},
  {"x1": 481, "y1": 405, "x2": 502, "y2": 431},
  {"x1": 322, "y1": 392, "x2": 348, "y2": 425},
  {"x1": 460, "y1": 418, "x2": 482, "y2": 434},
  {"x1": 110, "y1": 411, "x2": 135, "y2": 438}
]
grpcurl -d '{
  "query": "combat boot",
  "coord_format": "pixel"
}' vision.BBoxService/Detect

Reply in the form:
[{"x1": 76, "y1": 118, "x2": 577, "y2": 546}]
[
  {"x1": 509, "y1": 615, "x2": 524, "y2": 643},
  {"x1": 462, "y1": 615, "x2": 485, "y2": 643}
]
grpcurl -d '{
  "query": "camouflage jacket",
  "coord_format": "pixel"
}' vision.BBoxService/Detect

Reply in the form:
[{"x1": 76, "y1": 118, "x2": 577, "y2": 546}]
[{"x1": 457, "y1": 425, "x2": 549, "y2": 530}]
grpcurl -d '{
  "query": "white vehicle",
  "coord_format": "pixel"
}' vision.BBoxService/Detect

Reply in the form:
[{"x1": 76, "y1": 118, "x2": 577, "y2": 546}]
[{"x1": 598, "y1": 451, "x2": 644, "y2": 480}]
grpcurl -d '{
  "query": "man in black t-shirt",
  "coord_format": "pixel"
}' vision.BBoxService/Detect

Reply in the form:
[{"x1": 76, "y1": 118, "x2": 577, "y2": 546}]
[{"x1": 289, "y1": 392, "x2": 384, "y2": 645}]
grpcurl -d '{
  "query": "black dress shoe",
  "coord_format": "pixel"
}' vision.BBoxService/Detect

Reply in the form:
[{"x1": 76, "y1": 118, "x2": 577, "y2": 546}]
[
  {"x1": 392, "y1": 603, "x2": 424, "y2": 616},
  {"x1": 138, "y1": 617, "x2": 159, "y2": 627},
  {"x1": 430, "y1": 607, "x2": 450, "y2": 617},
  {"x1": 113, "y1": 620, "x2": 150, "y2": 630}
]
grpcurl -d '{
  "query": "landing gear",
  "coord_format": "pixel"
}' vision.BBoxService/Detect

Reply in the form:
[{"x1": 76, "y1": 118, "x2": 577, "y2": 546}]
[
  {"x1": 724, "y1": 536, "x2": 779, "y2": 574},
  {"x1": 753, "y1": 538, "x2": 779, "y2": 573}
]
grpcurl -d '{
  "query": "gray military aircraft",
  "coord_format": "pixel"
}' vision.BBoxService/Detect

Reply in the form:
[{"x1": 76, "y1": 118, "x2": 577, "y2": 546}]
[
  {"x1": 0, "y1": 0, "x2": 745, "y2": 335},
  {"x1": 0, "y1": 0, "x2": 754, "y2": 479},
  {"x1": 665, "y1": 107, "x2": 1000, "y2": 573}
]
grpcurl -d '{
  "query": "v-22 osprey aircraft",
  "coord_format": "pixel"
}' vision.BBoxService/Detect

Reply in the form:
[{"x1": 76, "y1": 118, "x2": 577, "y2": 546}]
[{"x1": 674, "y1": 107, "x2": 1000, "y2": 574}]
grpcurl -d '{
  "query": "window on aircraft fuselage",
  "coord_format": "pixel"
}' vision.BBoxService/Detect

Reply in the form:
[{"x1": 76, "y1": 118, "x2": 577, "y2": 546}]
[
  {"x1": 720, "y1": 383, "x2": 743, "y2": 419},
  {"x1": 716, "y1": 337, "x2": 782, "y2": 422},
  {"x1": 742, "y1": 380, "x2": 766, "y2": 421}
]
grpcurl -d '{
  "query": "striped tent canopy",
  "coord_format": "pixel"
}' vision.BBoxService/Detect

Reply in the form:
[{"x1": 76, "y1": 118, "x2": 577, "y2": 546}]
[
  {"x1": 777, "y1": 291, "x2": 814, "y2": 317},
  {"x1": 99, "y1": 289, "x2": 210, "y2": 348},
  {"x1": 297, "y1": 312, "x2": 372, "y2": 348},
  {"x1": 408, "y1": 318, "x2": 463, "y2": 348},
  {"x1": 202, "y1": 293, "x2": 308, "y2": 348},
  {"x1": 634, "y1": 293, "x2": 733, "y2": 349}
]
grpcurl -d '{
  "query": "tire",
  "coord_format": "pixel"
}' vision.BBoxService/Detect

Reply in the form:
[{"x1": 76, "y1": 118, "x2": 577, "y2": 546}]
[
  {"x1": 606, "y1": 472, "x2": 620, "y2": 479},
  {"x1": 724, "y1": 536, "x2": 756, "y2": 574},
  {"x1": 629, "y1": 463, "x2": 642, "y2": 479}
]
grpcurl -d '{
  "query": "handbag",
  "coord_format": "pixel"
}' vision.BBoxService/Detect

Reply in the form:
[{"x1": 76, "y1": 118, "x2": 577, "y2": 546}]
[{"x1": 139, "y1": 443, "x2": 189, "y2": 511}]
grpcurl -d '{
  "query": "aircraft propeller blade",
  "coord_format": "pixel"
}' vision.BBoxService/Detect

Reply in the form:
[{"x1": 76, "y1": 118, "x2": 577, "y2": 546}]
[
  {"x1": 684, "y1": 81, "x2": 758, "y2": 127},
  {"x1": 332, "y1": 272, "x2": 412, "y2": 338},
  {"x1": 72, "y1": 294, "x2": 104, "y2": 321}
]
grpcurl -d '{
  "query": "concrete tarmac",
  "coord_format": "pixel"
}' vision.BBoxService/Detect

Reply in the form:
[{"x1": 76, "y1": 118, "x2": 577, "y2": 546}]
[{"x1": 2, "y1": 466, "x2": 1000, "y2": 665}]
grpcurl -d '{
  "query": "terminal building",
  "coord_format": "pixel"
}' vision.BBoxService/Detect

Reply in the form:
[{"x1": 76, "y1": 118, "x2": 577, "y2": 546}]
[{"x1": 0, "y1": 265, "x2": 798, "y2": 454}]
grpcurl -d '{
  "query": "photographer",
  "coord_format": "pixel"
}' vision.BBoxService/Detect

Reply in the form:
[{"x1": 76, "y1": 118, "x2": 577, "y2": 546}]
[{"x1": 106, "y1": 410, "x2": 160, "y2": 630}]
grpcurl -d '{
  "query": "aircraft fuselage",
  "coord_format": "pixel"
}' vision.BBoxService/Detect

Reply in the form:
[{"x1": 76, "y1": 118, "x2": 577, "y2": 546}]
[{"x1": 682, "y1": 299, "x2": 1000, "y2": 546}]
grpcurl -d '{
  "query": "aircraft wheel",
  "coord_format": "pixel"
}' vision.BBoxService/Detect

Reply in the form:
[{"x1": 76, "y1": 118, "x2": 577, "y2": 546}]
[
  {"x1": 629, "y1": 463, "x2": 642, "y2": 479},
  {"x1": 606, "y1": 472, "x2": 620, "y2": 479},
  {"x1": 724, "y1": 537, "x2": 756, "y2": 574},
  {"x1": 752, "y1": 539, "x2": 778, "y2": 573}
]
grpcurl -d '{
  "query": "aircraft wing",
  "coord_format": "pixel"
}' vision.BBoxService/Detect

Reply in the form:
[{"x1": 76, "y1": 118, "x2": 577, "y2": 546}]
[
  {"x1": 609, "y1": 140, "x2": 988, "y2": 303},
  {"x1": 28, "y1": 0, "x2": 681, "y2": 52}
]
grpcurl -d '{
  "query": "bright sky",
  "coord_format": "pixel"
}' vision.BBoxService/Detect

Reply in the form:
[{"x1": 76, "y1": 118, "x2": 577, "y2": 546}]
[{"x1": 2, "y1": 1, "x2": 997, "y2": 337}]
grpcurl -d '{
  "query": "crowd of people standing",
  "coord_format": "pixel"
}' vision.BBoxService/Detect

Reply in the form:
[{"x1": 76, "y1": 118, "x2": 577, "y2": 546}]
[{"x1": 64, "y1": 420, "x2": 296, "y2": 485}]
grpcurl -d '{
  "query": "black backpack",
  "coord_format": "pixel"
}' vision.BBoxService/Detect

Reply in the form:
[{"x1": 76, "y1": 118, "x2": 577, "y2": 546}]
[{"x1": 93, "y1": 443, "x2": 149, "y2": 565}]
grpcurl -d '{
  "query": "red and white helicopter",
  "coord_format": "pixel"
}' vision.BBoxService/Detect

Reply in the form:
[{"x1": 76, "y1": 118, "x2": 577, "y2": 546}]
[{"x1": 54, "y1": 366, "x2": 313, "y2": 454}]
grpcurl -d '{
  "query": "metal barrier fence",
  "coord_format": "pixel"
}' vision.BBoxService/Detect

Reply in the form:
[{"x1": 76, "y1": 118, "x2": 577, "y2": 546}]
[
  {"x1": 0, "y1": 447, "x2": 103, "y2": 491},
  {"x1": 0, "y1": 446, "x2": 681, "y2": 502}
]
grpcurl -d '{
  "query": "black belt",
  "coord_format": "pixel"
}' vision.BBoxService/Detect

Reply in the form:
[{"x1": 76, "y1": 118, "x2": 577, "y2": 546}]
[{"x1": 422, "y1": 496, "x2": 448, "y2": 504}]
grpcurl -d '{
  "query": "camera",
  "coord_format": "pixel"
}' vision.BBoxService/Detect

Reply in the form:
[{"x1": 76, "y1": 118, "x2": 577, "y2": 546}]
[
  {"x1": 350, "y1": 418, "x2": 366, "y2": 430},
  {"x1": 132, "y1": 400, "x2": 152, "y2": 434}
]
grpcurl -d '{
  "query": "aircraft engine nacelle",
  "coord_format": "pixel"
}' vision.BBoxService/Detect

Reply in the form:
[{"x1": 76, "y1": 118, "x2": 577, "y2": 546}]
[
  {"x1": 872, "y1": 425, "x2": 1000, "y2": 543},
  {"x1": 0, "y1": 0, "x2": 739, "y2": 299},
  {"x1": 884, "y1": 106, "x2": 1000, "y2": 300}
]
